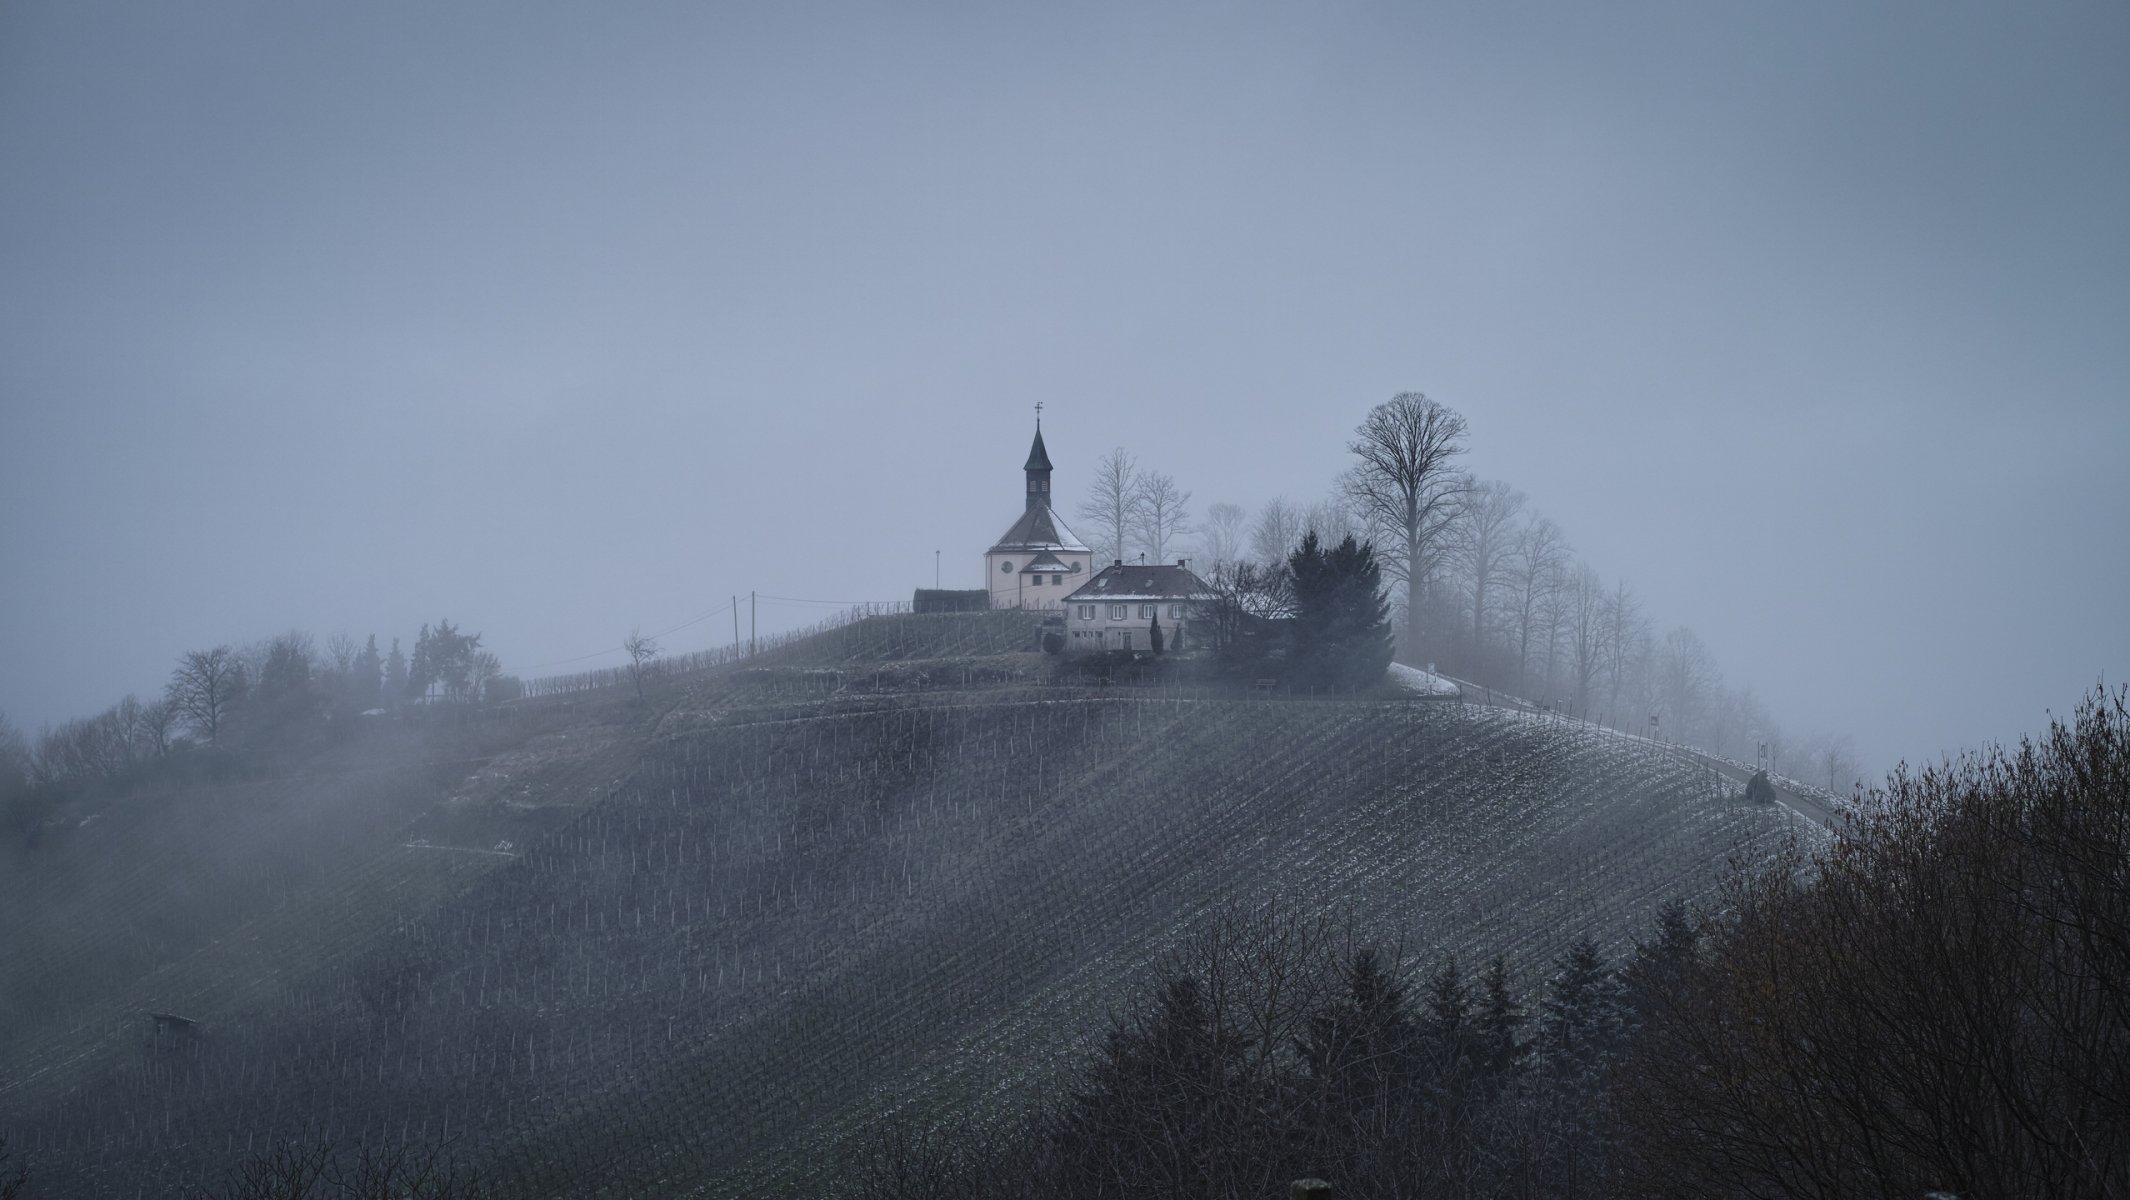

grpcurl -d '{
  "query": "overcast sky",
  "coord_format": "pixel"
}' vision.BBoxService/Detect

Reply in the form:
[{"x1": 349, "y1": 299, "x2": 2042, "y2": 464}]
[{"x1": 3, "y1": 1, "x2": 2125, "y2": 770}]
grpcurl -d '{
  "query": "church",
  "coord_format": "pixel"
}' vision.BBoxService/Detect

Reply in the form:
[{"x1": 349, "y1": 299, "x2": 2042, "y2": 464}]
[
  {"x1": 979, "y1": 422, "x2": 1216, "y2": 653},
  {"x1": 983, "y1": 422, "x2": 1093, "y2": 609}
]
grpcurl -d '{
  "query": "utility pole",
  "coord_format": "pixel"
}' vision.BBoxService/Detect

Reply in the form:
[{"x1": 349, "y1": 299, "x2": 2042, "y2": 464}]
[
  {"x1": 935, "y1": 550, "x2": 940, "y2": 589},
  {"x1": 732, "y1": 596, "x2": 739, "y2": 651},
  {"x1": 750, "y1": 591, "x2": 756, "y2": 657}
]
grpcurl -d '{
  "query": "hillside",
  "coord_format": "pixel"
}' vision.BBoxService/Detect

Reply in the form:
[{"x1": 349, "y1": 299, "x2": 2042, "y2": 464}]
[{"x1": 0, "y1": 612, "x2": 1811, "y2": 1198}]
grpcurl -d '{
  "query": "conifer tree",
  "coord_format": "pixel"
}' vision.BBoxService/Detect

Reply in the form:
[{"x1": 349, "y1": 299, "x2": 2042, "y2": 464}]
[
  {"x1": 1287, "y1": 532, "x2": 1394, "y2": 689},
  {"x1": 1476, "y1": 955, "x2": 1529, "y2": 1089}
]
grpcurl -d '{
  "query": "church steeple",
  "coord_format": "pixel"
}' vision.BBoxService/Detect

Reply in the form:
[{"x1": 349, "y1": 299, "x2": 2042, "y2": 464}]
[{"x1": 1024, "y1": 411, "x2": 1052, "y2": 511}]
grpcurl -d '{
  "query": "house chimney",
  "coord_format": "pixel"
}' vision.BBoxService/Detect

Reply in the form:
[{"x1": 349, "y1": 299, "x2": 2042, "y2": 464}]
[{"x1": 1177, "y1": 558, "x2": 1188, "y2": 569}]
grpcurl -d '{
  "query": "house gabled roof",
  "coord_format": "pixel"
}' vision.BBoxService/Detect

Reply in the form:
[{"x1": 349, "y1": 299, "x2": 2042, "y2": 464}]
[
  {"x1": 988, "y1": 504, "x2": 1089, "y2": 554},
  {"x1": 1064, "y1": 562, "x2": 1216, "y2": 603}
]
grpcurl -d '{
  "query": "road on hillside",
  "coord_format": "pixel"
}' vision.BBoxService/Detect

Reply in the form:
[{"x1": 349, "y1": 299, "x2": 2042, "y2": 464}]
[
  {"x1": 1678, "y1": 749, "x2": 1846, "y2": 829},
  {"x1": 1436, "y1": 672, "x2": 1847, "y2": 831}
]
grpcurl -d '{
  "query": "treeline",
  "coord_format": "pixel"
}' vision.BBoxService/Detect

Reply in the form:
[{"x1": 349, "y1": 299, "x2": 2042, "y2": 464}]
[
  {"x1": 856, "y1": 907, "x2": 1691, "y2": 1200},
  {"x1": 857, "y1": 686, "x2": 2130, "y2": 1198},
  {"x1": 1089, "y1": 393, "x2": 1863, "y2": 789},
  {"x1": 0, "y1": 620, "x2": 505, "y2": 845}
]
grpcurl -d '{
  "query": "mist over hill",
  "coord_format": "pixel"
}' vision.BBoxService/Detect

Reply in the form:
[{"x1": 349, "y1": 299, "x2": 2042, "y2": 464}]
[{"x1": 0, "y1": 612, "x2": 1806, "y2": 1196}]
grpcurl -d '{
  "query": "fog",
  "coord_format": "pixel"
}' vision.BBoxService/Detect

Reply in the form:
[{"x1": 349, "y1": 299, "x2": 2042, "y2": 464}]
[{"x1": 3, "y1": 0, "x2": 2125, "y2": 770}]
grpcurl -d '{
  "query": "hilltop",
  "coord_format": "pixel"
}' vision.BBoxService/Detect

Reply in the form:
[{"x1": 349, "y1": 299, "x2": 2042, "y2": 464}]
[{"x1": 0, "y1": 611, "x2": 1810, "y2": 1197}]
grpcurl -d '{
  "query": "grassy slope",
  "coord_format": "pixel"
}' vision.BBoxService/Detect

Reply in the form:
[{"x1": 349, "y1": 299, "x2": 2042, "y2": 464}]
[{"x1": 0, "y1": 612, "x2": 1807, "y2": 1198}]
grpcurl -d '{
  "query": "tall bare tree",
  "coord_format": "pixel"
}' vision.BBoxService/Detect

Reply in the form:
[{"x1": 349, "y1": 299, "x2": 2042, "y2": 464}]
[
  {"x1": 1343, "y1": 393, "x2": 1471, "y2": 656},
  {"x1": 1601, "y1": 578, "x2": 1646, "y2": 725},
  {"x1": 1250, "y1": 496, "x2": 1303, "y2": 566},
  {"x1": 1454, "y1": 480, "x2": 1525, "y2": 660},
  {"x1": 166, "y1": 646, "x2": 245, "y2": 746},
  {"x1": 1076, "y1": 446, "x2": 1143, "y2": 565},
  {"x1": 1131, "y1": 470, "x2": 1192, "y2": 564},
  {"x1": 1200, "y1": 501, "x2": 1247, "y2": 565},
  {"x1": 1656, "y1": 626, "x2": 1720, "y2": 745},
  {"x1": 1565, "y1": 564, "x2": 1608, "y2": 714},
  {"x1": 1506, "y1": 516, "x2": 1569, "y2": 690}
]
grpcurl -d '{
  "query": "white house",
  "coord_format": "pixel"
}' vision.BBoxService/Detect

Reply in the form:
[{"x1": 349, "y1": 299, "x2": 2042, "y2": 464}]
[
  {"x1": 984, "y1": 424, "x2": 1093, "y2": 609},
  {"x1": 1061, "y1": 560, "x2": 1216, "y2": 653}
]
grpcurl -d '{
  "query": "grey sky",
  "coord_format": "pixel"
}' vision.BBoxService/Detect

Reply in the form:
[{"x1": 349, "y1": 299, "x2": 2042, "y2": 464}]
[{"x1": 3, "y1": 1, "x2": 2125, "y2": 770}]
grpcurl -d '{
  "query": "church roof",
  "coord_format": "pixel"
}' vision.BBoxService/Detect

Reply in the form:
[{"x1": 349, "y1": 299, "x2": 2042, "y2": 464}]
[
  {"x1": 988, "y1": 504, "x2": 1089, "y2": 554},
  {"x1": 1024, "y1": 427, "x2": 1053, "y2": 472},
  {"x1": 1064, "y1": 562, "x2": 1216, "y2": 603}
]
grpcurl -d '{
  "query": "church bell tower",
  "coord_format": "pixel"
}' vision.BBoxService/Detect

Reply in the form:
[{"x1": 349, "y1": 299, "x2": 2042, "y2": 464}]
[{"x1": 1024, "y1": 421, "x2": 1053, "y2": 511}]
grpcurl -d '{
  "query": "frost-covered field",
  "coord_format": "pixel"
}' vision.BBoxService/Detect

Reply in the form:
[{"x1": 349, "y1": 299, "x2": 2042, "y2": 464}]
[{"x1": 0, "y1": 615, "x2": 1805, "y2": 1198}]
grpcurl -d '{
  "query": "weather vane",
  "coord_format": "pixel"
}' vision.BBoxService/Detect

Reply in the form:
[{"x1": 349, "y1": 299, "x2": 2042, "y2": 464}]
[{"x1": 1034, "y1": 400, "x2": 1043, "y2": 427}]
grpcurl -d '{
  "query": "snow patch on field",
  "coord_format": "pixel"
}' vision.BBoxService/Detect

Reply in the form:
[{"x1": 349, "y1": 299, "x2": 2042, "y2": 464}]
[{"x1": 1388, "y1": 663, "x2": 1461, "y2": 697}]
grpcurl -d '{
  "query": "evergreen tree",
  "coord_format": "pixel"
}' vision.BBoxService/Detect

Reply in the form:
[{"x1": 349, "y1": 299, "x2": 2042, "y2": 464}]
[
  {"x1": 1536, "y1": 936, "x2": 1626, "y2": 1197},
  {"x1": 406, "y1": 625, "x2": 431, "y2": 700},
  {"x1": 1540, "y1": 936, "x2": 1624, "y2": 1077},
  {"x1": 1417, "y1": 954, "x2": 1480, "y2": 1101},
  {"x1": 1288, "y1": 532, "x2": 1395, "y2": 689},
  {"x1": 1301, "y1": 948, "x2": 1419, "y2": 1114},
  {"x1": 1297, "y1": 948, "x2": 1421, "y2": 1194},
  {"x1": 1057, "y1": 974, "x2": 1258, "y2": 1198},
  {"x1": 1149, "y1": 610, "x2": 1165, "y2": 654},
  {"x1": 1476, "y1": 955, "x2": 1529, "y2": 1089},
  {"x1": 1619, "y1": 899, "x2": 1700, "y2": 1041},
  {"x1": 384, "y1": 638, "x2": 407, "y2": 702},
  {"x1": 355, "y1": 635, "x2": 383, "y2": 708}
]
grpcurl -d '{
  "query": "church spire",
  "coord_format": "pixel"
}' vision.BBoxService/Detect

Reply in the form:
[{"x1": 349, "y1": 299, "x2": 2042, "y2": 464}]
[{"x1": 1024, "y1": 408, "x2": 1053, "y2": 510}]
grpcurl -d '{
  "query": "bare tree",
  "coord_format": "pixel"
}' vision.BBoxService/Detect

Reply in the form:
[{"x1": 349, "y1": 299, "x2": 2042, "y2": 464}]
[
  {"x1": 166, "y1": 646, "x2": 245, "y2": 746},
  {"x1": 1537, "y1": 556, "x2": 1575, "y2": 699},
  {"x1": 133, "y1": 697, "x2": 179, "y2": 757},
  {"x1": 1076, "y1": 446, "x2": 1143, "y2": 565},
  {"x1": 1505, "y1": 516, "x2": 1569, "y2": 691},
  {"x1": 1655, "y1": 627, "x2": 1720, "y2": 746},
  {"x1": 1200, "y1": 501, "x2": 1248, "y2": 565},
  {"x1": 1301, "y1": 495, "x2": 1361, "y2": 547},
  {"x1": 1343, "y1": 393, "x2": 1471, "y2": 658},
  {"x1": 1620, "y1": 691, "x2": 2130, "y2": 1199},
  {"x1": 466, "y1": 650, "x2": 504, "y2": 704},
  {"x1": 1564, "y1": 564, "x2": 1608, "y2": 714},
  {"x1": 324, "y1": 633, "x2": 360, "y2": 675},
  {"x1": 1250, "y1": 496, "x2": 1303, "y2": 567},
  {"x1": 1601, "y1": 578, "x2": 1646, "y2": 725},
  {"x1": 623, "y1": 629, "x2": 660, "y2": 702},
  {"x1": 1453, "y1": 480, "x2": 1525, "y2": 660},
  {"x1": 1131, "y1": 470, "x2": 1192, "y2": 564}
]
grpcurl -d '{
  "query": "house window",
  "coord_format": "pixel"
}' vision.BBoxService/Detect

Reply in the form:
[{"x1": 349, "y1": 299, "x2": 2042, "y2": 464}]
[
  {"x1": 1139, "y1": 604, "x2": 1155, "y2": 619},
  {"x1": 1121, "y1": 632, "x2": 1134, "y2": 651},
  {"x1": 1109, "y1": 604, "x2": 1126, "y2": 620},
  {"x1": 1169, "y1": 604, "x2": 1183, "y2": 619}
]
